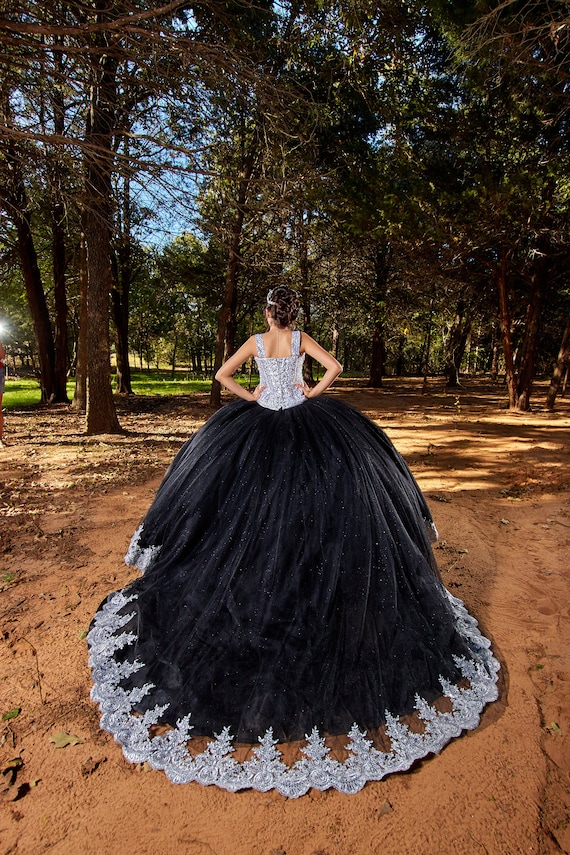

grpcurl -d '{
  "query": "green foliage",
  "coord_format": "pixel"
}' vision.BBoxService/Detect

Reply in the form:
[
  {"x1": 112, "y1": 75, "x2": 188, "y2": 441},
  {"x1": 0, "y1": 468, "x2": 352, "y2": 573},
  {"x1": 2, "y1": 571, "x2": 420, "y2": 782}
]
[
  {"x1": 128, "y1": 236, "x2": 224, "y2": 373},
  {"x1": 1, "y1": 0, "x2": 568, "y2": 402}
]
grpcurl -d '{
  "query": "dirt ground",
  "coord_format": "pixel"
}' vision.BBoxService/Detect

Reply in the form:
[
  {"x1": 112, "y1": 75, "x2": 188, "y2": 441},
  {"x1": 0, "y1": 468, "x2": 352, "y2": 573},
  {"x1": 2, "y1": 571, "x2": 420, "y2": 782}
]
[{"x1": 0, "y1": 377, "x2": 568, "y2": 855}]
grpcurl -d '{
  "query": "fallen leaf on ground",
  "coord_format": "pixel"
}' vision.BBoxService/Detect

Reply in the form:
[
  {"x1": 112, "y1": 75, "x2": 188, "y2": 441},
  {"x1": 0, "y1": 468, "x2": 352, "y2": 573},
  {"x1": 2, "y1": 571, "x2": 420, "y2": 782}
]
[
  {"x1": 50, "y1": 731, "x2": 84, "y2": 749},
  {"x1": 2, "y1": 707, "x2": 21, "y2": 721}
]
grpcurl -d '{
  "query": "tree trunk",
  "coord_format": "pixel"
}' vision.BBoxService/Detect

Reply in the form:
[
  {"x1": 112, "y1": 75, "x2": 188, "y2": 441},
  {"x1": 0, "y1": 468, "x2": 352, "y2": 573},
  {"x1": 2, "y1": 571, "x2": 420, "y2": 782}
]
[
  {"x1": 497, "y1": 243, "x2": 546, "y2": 412},
  {"x1": 368, "y1": 242, "x2": 392, "y2": 388},
  {"x1": 0, "y1": 102, "x2": 57, "y2": 402},
  {"x1": 395, "y1": 334, "x2": 406, "y2": 376},
  {"x1": 445, "y1": 299, "x2": 471, "y2": 388},
  {"x1": 111, "y1": 279, "x2": 133, "y2": 394},
  {"x1": 83, "y1": 31, "x2": 121, "y2": 434},
  {"x1": 301, "y1": 289, "x2": 314, "y2": 384},
  {"x1": 51, "y1": 194, "x2": 69, "y2": 402},
  {"x1": 14, "y1": 209, "x2": 57, "y2": 402},
  {"x1": 331, "y1": 324, "x2": 339, "y2": 360},
  {"x1": 50, "y1": 48, "x2": 70, "y2": 403},
  {"x1": 369, "y1": 325, "x2": 386, "y2": 387},
  {"x1": 210, "y1": 216, "x2": 244, "y2": 407},
  {"x1": 210, "y1": 152, "x2": 256, "y2": 408},
  {"x1": 225, "y1": 283, "x2": 239, "y2": 362},
  {"x1": 490, "y1": 322, "x2": 499, "y2": 382},
  {"x1": 85, "y1": 207, "x2": 121, "y2": 433},
  {"x1": 422, "y1": 299, "x2": 434, "y2": 393},
  {"x1": 464, "y1": 331, "x2": 472, "y2": 374},
  {"x1": 170, "y1": 333, "x2": 178, "y2": 379},
  {"x1": 545, "y1": 315, "x2": 570, "y2": 410},
  {"x1": 72, "y1": 225, "x2": 88, "y2": 411},
  {"x1": 296, "y1": 210, "x2": 314, "y2": 384},
  {"x1": 496, "y1": 252, "x2": 518, "y2": 409},
  {"x1": 515, "y1": 264, "x2": 544, "y2": 411},
  {"x1": 111, "y1": 140, "x2": 133, "y2": 395},
  {"x1": 111, "y1": 241, "x2": 133, "y2": 394}
]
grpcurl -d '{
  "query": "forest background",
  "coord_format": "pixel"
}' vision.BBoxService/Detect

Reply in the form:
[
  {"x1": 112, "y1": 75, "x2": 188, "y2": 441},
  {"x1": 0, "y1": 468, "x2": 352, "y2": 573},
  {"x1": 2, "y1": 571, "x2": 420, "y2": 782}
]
[{"x1": 0, "y1": 0, "x2": 569, "y2": 434}]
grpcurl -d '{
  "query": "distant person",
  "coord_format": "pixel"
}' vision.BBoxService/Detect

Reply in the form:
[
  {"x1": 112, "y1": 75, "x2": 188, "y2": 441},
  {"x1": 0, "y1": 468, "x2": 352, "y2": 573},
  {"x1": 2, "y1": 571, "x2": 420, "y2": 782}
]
[
  {"x1": 0, "y1": 340, "x2": 6, "y2": 446},
  {"x1": 88, "y1": 286, "x2": 499, "y2": 797}
]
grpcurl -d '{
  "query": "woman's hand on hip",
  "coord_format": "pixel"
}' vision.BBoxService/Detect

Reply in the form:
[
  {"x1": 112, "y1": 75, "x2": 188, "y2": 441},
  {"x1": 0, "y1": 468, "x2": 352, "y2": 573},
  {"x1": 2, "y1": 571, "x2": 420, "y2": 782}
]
[{"x1": 251, "y1": 384, "x2": 267, "y2": 401}]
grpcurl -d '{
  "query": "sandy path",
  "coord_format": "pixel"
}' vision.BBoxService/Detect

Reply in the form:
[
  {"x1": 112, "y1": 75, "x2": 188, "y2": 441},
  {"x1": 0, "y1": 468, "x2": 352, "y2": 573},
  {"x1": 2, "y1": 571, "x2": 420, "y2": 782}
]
[{"x1": 0, "y1": 379, "x2": 568, "y2": 855}]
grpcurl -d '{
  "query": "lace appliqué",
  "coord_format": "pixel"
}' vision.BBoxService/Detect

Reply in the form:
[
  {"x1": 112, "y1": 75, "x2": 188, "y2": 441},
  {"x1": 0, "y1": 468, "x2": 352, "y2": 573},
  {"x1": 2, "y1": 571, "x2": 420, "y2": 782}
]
[
  {"x1": 88, "y1": 589, "x2": 500, "y2": 798},
  {"x1": 425, "y1": 519, "x2": 439, "y2": 542},
  {"x1": 124, "y1": 524, "x2": 161, "y2": 574}
]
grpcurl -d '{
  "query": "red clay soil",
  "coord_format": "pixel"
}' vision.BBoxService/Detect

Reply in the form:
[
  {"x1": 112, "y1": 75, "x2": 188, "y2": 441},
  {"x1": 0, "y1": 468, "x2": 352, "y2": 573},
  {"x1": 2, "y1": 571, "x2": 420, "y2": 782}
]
[{"x1": 0, "y1": 378, "x2": 568, "y2": 855}]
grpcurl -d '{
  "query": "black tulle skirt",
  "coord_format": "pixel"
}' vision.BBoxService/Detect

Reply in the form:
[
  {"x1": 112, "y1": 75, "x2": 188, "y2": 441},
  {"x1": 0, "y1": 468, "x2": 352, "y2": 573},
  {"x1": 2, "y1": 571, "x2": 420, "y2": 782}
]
[{"x1": 88, "y1": 398, "x2": 499, "y2": 797}]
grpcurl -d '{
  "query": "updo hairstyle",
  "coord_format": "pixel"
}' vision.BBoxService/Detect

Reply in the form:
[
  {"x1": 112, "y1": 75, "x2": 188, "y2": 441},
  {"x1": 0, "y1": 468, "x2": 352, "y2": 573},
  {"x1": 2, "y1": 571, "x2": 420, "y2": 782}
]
[{"x1": 266, "y1": 286, "x2": 300, "y2": 328}]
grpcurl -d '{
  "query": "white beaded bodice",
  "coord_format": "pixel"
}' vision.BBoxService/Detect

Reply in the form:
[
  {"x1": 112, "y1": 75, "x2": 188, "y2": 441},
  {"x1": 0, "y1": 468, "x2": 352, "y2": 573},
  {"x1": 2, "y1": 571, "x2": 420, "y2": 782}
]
[{"x1": 255, "y1": 330, "x2": 306, "y2": 411}]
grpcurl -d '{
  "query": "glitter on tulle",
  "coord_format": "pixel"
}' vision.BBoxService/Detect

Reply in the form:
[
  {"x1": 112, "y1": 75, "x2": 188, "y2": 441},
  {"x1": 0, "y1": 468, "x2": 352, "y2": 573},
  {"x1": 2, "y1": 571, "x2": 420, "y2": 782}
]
[{"x1": 88, "y1": 391, "x2": 500, "y2": 796}]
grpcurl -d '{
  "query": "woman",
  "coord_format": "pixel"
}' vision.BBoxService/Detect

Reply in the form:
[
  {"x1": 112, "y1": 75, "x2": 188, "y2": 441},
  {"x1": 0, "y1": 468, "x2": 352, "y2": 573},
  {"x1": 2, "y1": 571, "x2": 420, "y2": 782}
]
[{"x1": 88, "y1": 287, "x2": 499, "y2": 798}]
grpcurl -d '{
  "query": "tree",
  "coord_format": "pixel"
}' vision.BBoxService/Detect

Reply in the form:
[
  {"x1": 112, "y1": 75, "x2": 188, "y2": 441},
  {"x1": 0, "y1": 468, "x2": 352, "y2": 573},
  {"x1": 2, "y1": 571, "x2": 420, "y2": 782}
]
[
  {"x1": 1, "y1": 0, "x2": 344, "y2": 422},
  {"x1": 0, "y1": 96, "x2": 61, "y2": 401},
  {"x1": 82, "y1": 3, "x2": 121, "y2": 433},
  {"x1": 428, "y1": 0, "x2": 570, "y2": 409},
  {"x1": 546, "y1": 312, "x2": 570, "y2": 410}
]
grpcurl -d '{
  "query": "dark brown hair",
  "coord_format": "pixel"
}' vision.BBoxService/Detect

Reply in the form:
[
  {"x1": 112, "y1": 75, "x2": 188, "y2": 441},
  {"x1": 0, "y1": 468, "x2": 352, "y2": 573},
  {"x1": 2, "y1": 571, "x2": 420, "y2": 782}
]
[{"x1": 266, "y1": 286, "x2": 300, "y2": 328}]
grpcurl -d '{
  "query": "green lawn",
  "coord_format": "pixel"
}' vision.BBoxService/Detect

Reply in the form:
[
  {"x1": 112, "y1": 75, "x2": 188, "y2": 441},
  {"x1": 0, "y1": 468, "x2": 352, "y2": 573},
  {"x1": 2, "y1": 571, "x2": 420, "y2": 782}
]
[
  {"x1": 2, "y1": 378, "x2": 57, "y2": 408},
  {"x1": 129, "y1": 372, "x2": 214, "y2": 396},
  {"x1": 2, "y1": 372, "x2": 255, "y2": 408}
]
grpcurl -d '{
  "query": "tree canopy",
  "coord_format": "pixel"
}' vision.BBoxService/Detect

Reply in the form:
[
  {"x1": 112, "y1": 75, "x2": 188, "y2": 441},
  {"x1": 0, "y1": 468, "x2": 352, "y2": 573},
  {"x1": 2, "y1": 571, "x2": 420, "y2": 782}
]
[{"x1": 1, "y1": 0, "x2": 568, "y2": 429}]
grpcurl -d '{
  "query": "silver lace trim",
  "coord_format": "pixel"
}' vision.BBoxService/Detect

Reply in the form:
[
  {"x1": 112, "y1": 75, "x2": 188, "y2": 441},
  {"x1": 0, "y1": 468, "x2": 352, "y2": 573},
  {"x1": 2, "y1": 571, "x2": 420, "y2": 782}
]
[
  {"x1": 124, "y1": 525, "x2": 162, "y2": 574},
  {"x1": 88, "y1": 589, "x2": 500, "y2": 798},
  {"x1": 426, "y1": 519, "x2": 439, "y2": 542}
]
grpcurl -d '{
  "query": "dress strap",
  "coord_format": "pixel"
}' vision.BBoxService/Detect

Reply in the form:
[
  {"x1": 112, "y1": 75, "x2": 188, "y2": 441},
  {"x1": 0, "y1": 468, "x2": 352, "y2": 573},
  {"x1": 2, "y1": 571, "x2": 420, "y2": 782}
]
[
  {"x1": 292, "y1": 329, "x2": 301, "y2": 357},
  {"x1": 255, "y1": 333, "x2": 266, "y2": 358}
]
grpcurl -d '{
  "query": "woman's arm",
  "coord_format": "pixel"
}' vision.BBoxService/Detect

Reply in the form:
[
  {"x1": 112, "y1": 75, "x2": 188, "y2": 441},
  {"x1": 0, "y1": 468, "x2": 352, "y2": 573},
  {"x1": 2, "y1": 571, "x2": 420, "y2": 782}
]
[
  {"x1": 298, "y1": 333, "x2": 342, "y2": 398},
  {"x1": 214, "y1": 336, "x2": 265, "y2": 402}
]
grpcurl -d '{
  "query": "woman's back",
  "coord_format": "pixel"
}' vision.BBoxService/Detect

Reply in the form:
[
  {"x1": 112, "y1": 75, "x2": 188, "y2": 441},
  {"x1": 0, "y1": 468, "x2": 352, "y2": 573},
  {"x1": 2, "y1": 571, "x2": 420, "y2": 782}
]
[
  {"x1": 255, "y1": 330, "x2": 305, "y2": 411},
  {"x1": 259, "y1": 329, "x2": 294, "y2": 358}
]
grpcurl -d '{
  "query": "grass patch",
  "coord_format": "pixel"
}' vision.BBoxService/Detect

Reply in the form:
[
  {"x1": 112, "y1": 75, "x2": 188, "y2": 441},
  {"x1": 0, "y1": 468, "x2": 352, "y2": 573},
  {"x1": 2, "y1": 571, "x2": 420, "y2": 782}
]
[
  {"x1": 129, "y1": 372, "x2": 259, "y2": 395},
  {"x1": 3, "y1": 379, "x2": 61, "y2": 408},
  {"x1": 129, "y1": 372, "x2": 213, "y2": 395},
  {"x1": 2, "y1": 371, "x2": 258, "y2": 408}
]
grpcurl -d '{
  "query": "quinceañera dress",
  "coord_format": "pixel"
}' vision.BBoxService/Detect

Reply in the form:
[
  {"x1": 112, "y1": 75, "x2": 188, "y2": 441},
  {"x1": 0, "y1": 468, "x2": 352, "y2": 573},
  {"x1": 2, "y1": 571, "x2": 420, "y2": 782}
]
[{"x1": 88, "y1": 331, "x2": 499, "y2": 798}]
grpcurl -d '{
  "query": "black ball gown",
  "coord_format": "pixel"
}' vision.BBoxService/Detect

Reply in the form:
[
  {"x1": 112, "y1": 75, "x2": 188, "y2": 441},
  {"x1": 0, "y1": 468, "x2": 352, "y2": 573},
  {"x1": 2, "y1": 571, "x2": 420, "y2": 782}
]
[{"x1": 88, "y1": 331, "x2": 499, "y2": 798}]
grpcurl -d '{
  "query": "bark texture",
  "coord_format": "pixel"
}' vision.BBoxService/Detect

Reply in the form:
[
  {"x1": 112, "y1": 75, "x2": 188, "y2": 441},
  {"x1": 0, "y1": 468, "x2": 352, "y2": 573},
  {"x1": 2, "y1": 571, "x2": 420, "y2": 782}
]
[
  {"x1": 83, "y1": 18, "x2": 121, "y2": 434},
  {"x1": 546, "y1": 315, "x2": 570, "y2": 411},
  {"x1": 368, "y1": 242, "x2": 392, "y2": 388},
  {"x1": 210, "y1": 151, "x2": 256, "y2": 408}
]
